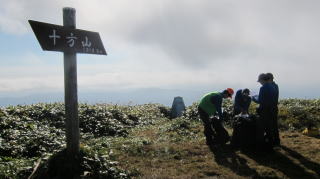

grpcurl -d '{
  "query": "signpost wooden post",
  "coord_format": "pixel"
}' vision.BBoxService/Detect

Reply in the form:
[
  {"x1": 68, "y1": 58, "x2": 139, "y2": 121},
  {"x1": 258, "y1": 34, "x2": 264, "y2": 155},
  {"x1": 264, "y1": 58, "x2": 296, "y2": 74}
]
[
  {"x1": 29, "y1": 7, "x2": 107, "y2": 157},
  {"x1": 63, "y1": 7, "x2": 79, "y2": 156}
]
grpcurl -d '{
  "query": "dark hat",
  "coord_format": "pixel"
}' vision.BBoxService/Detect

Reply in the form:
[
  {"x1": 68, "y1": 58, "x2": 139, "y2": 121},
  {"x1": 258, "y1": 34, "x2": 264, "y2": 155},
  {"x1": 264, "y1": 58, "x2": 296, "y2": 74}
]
[
  {"x1": 243, "y1": 88, "x2": 250, "y2": 94},
  {"x1": 257, "y1": 73, "x2": 266, "y2": 82},
  {"x1": 265, "y1": 73, "x2": 274, "y2": 81}
]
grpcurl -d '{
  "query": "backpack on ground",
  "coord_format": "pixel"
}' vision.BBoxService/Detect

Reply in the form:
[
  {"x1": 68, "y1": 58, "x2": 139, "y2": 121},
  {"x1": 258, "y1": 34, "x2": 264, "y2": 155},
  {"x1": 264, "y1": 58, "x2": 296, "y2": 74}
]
[
  {"x1": 231, "y1": 115, "x2": 257, "y2": 150},
  {"x1": 210, "y1": 117, "x2": 230, "y2": 145}
]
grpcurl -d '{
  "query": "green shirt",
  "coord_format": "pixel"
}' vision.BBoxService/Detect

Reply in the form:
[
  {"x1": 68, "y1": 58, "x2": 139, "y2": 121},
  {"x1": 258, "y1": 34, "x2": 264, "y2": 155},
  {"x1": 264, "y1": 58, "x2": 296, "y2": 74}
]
[{"x1": 199, "y1": 92, "x2": 220, "y2": 116}]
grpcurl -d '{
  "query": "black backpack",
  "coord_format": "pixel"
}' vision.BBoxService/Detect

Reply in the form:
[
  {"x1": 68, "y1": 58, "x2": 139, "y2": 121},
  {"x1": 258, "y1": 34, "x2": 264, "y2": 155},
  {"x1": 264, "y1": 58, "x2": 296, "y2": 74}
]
[
  {"x1": 231, "y1": 115, "x2": 257, "y2": 150},
  {"x1": 210, "y1": 117, "x2": 230, "y2": 145}
]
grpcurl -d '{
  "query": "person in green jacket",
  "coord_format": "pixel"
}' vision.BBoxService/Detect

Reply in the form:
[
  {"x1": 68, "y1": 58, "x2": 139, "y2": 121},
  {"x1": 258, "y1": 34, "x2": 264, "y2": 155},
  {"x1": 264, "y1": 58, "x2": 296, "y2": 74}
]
[{"x1": 198, "y1": 88, "x2": 234, "y2": 146}]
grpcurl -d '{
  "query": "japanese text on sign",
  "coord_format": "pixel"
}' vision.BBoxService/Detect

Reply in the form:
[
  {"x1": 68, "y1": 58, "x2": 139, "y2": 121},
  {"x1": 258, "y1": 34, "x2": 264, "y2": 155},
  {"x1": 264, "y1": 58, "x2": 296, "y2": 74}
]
[{"x1": 29, "y1": 20, "x2": 107, "y2": 55}]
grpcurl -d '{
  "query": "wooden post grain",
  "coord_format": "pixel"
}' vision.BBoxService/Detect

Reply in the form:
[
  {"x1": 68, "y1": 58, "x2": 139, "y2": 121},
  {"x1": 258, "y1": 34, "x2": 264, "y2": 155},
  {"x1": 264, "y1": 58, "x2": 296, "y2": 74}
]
[{"x1": 63, "y1": 7, "x2": 80, "y2": 155}]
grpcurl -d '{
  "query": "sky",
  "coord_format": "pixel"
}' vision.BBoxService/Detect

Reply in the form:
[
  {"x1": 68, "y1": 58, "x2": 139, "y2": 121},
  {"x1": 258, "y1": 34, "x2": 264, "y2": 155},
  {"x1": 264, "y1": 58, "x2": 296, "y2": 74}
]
[{"x1": 0, "y1": 0, "x2": 320, "y2": 106}]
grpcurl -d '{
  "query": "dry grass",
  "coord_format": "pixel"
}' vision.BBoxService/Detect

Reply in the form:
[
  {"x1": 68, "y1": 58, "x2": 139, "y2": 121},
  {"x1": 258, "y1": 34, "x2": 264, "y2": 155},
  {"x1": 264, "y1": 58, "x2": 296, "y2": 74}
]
[{"x1": 113, "y1": 120, "x2": 320, "y2": 179}]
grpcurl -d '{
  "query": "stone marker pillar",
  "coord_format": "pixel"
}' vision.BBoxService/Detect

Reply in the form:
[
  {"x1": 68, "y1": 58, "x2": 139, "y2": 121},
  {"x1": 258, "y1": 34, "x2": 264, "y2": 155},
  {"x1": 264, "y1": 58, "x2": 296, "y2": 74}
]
[{"x1": 171, "y1": 96, "x2": 186, "y2": 118}]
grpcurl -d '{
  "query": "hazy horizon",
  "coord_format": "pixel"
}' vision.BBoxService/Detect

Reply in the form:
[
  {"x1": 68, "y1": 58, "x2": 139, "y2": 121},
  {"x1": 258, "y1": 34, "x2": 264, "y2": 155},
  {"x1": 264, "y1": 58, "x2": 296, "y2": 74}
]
[{"x1": 1, "y1": 86, "x2": 319, "y2": 108}]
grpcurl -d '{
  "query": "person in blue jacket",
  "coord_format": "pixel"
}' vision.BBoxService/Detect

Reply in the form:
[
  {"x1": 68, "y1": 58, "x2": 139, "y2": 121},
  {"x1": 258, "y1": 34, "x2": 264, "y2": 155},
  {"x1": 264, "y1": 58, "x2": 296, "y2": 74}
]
[
  {"x1": 233, "y1": 88, "x2": 251, "y2": 115},
  {"x1": 253, "y1": 73, "x2": 279, "y2": 150},
  {"x1": 266, "y1": 73, "x2": 280, "y2": 146}
]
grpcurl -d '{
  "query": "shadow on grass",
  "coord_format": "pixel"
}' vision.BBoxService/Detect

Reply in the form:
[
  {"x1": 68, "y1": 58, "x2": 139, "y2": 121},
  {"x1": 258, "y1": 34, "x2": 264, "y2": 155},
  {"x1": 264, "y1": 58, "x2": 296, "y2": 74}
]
[
  {"x1": 209, "y1": 144, "x2": 260, "y2": 178},
  {"x1": 209, "y1": 144, "x2": 320, "y2": 179},
  {"x1": 312, "y1": 135, "x2": 320, "y2": 139},
  {"x1": 244, "y1": 147, "x2": 320, "y2": 179},
  {"x1": 281, "y1": 146, "x2": 320, "y2": 176}
]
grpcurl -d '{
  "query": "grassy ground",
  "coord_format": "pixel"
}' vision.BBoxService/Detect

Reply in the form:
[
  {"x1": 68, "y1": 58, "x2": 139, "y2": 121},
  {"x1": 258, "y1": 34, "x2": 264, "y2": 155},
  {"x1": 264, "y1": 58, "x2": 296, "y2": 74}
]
[
  {"x1": 99, "y1": 118, "x2": 320, "y2": 179},
  {"x1": 1, "y1": 101, "x2": 319, "y2": 178}
]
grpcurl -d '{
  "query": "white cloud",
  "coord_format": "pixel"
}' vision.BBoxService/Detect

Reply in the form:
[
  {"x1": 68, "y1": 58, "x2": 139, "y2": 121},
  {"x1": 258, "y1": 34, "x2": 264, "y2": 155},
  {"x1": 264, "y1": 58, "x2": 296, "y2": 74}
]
[
  {"x1": 0, "y1": 76, "x2": 63, "y2": 92},
  {"x1": 0, "y1": 0, "x2": 320, "y2": 99}
]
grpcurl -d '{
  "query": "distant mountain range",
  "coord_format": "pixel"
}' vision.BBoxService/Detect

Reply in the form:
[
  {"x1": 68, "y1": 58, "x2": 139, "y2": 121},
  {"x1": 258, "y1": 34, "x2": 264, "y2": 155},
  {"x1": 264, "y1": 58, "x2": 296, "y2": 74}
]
[
  {"x1": 0, "y1": 88, "x2": 203, "y2": 107},
  {"x1": 0, "y1": 87, "x2": 317, "y2": 107}
]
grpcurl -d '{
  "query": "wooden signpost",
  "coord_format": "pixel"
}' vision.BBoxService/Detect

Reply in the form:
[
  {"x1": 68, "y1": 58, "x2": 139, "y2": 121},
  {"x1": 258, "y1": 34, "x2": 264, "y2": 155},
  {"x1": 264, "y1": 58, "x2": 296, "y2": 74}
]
[{"x1": 29, "y1": 7, "x2": 107, "y2": 156}]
